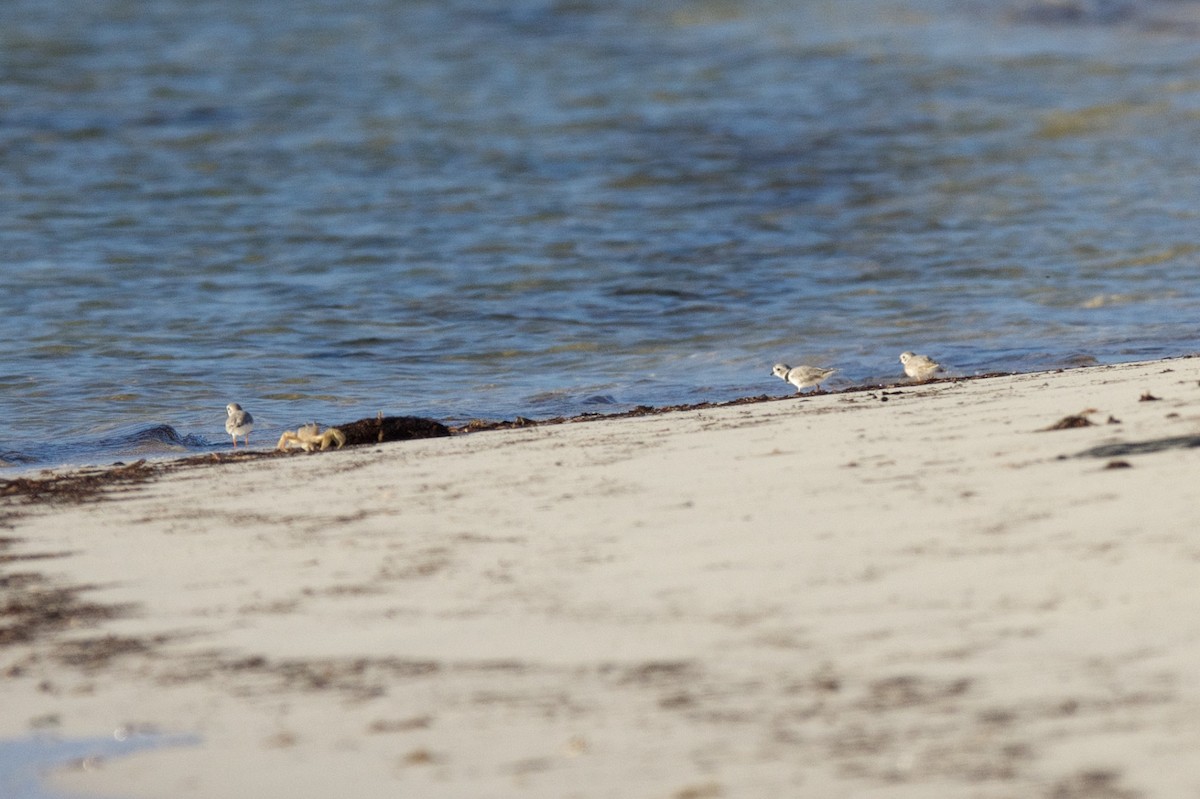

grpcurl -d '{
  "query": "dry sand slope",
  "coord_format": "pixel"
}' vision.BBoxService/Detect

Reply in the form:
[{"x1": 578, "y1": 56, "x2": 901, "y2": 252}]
[{"x1": 3, "y1": 358, "x2": 1200, "y2": 798}]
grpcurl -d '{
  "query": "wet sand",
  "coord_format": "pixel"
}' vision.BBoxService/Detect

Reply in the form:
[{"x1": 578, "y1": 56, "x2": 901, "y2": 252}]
[{"x1": 3, "y1": 357, "x2": 1200, "y2": 798}]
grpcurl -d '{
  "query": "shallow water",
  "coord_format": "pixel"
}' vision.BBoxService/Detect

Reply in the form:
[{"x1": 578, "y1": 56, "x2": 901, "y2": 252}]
[
  {"x1": 4, "y1": 0, "x2": 1200, "y2": 469},
  {"x1": 0, "y1": 731, "x2": 197, "y2": 799}
]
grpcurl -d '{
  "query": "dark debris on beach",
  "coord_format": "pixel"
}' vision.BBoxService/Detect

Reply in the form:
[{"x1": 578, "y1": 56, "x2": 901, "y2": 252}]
[
  {"x1": 0, "y1": 459, "x2": 159, "y2": 505},
  {"x1": 1042, "y1": 413, "x2": 1097, "y2": 431},
  {"x1": 452, "y1": 392, "x2": 802, "y2": 433},
  {"x1": 0, "y1": 537, "x2": 136, "y2": 657},
  {"x1": 337, "y1": 415, "x2": 451, "y2": 446}
]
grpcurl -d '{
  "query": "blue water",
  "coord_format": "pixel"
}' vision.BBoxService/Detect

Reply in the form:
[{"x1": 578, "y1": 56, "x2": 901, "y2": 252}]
[
  {"x1": 4, "y1": 0, "x2": 1200, "y2": 470},
  {"x1": 0, "y1": 731, "x2": 197, "y2": 799}
]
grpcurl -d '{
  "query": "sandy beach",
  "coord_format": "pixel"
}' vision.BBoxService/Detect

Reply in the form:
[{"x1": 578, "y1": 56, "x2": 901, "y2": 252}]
[{"x1": 4, "y1": 357, "x2": 1200, "y2": 798}]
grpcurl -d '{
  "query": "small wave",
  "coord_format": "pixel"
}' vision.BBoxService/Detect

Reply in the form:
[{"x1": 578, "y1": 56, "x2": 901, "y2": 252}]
[
  {"x1": 0, "y1": 449, "x2": 39, "y2": 468},
  {"x1": 1010, "y1": 0, "x2": 1133, "y2": 25},
  {"x1": 91, "y1": 424, "x2": 212, "y2": 451},
  {"x1": 583, "y1": 394, "x2": 618, "y2": 406},
  {"x1": 1, "y1": 425, "x2": 214, "y2": 474}
]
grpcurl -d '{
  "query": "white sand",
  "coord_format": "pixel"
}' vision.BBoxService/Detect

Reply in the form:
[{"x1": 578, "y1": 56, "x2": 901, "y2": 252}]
[{"x1": 3, "y1": 358, "x2": 1200, "y2": 798}]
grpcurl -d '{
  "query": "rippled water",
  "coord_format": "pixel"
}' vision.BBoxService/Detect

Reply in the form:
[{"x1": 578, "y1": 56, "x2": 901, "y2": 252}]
[{"x1": 4, "y1": 0, "x2": 1200, "y2": 469}]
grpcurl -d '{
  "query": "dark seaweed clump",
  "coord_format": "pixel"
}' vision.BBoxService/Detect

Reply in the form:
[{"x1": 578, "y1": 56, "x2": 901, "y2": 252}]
[{"x1": 336, "y1": 416, "x2": 451, "y2": 446}]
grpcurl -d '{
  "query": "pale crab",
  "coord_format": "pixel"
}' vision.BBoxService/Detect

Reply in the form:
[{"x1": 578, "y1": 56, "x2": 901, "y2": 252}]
[{"x1": 276, "y1": 423, "x2": 347, "y2": 452}]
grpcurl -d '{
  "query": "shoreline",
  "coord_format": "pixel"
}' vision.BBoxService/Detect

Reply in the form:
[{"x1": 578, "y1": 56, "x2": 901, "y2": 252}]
[
  {"x1": 4, "y1": 355, "x2": 1200, "y2": 797},
  {"x1": 0, "y1": 362, "x2": 1080, "y2": 500}
]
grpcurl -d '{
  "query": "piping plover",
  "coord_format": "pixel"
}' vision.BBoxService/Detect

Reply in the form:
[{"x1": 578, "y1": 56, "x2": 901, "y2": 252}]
[
  {"x1": 899, "y1": 351, "x2": 943, "y2": 382},
  {"x1": 225, "y1": 402, "x2": 254, "y2": 448},
  {"x1": 772, "y1": 363, "x2": 836, "y2": 394}
]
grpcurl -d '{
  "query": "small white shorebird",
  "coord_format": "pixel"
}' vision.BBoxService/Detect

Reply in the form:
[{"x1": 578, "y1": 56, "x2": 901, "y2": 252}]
[
  {"x1": 772, "y1": 363, "x2": 836, "y2": 394},
  {"x1": 899, "y1": 351, "x2": 944, "y2": 382},
  {"x1": 225, "y1": 402, "x2": 254, "y2": 448}
]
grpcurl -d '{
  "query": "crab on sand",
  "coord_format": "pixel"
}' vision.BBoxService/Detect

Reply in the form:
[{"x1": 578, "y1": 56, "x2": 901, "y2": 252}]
[{"x1": 276, "y1": 423, "x2": 347, "y2": 452}]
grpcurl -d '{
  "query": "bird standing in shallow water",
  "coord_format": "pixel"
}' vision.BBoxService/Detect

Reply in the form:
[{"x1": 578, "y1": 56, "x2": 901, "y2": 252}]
[
  {"x1": 899, "y1": 351, "x2": 944, "y2": 382},
  {"x1": 225, "y1": 403, "x2": 254, "y2": 448},
  {"x1": 771, "y1": 363, "x2": 836, "y2": 394}
]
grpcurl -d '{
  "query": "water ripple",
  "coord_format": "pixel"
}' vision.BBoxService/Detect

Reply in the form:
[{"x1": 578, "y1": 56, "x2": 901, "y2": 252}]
[{"x1": 2, "y1": 0, "x2": 1200, "y2": 469}]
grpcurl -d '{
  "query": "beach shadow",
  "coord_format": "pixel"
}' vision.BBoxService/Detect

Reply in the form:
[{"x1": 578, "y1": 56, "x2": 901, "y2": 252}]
[{"x1": 1076, "y1": 435, "x2": 1200, "y2": 459}]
